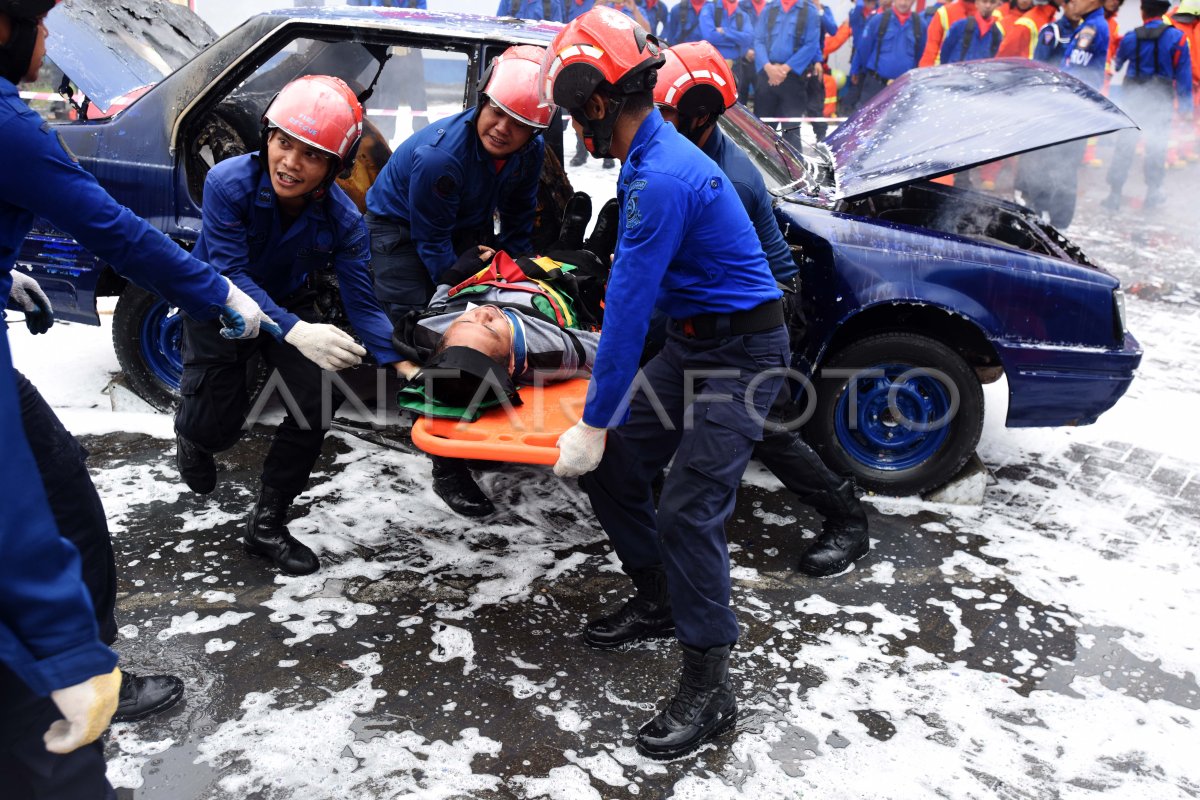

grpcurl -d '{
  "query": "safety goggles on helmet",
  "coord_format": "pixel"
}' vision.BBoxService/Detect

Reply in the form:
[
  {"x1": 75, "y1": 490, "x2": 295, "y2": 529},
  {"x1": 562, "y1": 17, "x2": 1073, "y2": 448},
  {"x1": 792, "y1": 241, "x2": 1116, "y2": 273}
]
[
  {"x1": 479, "y1": 44, "x2": 555, "y2": 129},
  {"x1": 654, "y1": 42, "x2": 737, "y2": 142},
  {"x1": 262, "y1": 75, "x2": 364, "y2": 173}
]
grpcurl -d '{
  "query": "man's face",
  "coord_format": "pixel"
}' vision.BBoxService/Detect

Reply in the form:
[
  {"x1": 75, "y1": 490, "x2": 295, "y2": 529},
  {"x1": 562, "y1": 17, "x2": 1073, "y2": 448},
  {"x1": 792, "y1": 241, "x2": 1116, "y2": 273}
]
[
  {"x1": 892, "y1": 0, "x2": 915, "y2": 15},
  {"x1": 1065, "y1": 0, "x2": 1102, "y2": 17},
  {"x1": 1102, "y1": 0, "x2": 1120, "y2": 13},
  {"x1": 1017, "y1": 0, "x2": 1035, "y2": 10},
  {"x1": 976, "y1": 0, "x2": 1003, "y2": 17},
  {"x1": 441, "y1": 305, "x2": 514, "y2": 369},
  {"x1": 25, "y1": 16, "x2": 47, "y2": 83},
  {"x1": 265, "y1": 129, "x2": 332, "y2": 203},
  {"x1": 477, "y1": 99, "x2": 536, "y2": 158}
]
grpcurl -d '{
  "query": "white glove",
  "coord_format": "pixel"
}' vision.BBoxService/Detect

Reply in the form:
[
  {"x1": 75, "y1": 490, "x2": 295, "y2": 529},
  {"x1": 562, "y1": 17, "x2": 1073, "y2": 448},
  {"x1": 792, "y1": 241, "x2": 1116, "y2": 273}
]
[
  {"x1": 553, "y1": 420, "x2": 607, "y2": 477},
  {"x1": 220, "y1": 277, "x2": 282, "y2": 341},
  {"x1": 285, "y1": 320, "x2": 367, "y2": 371},
  {"x1": 8, "y1": 270, "x2": 54, "y2": 335},
  {"x1": 44, "y1": 667, "x2": 122, "y2": 754}
]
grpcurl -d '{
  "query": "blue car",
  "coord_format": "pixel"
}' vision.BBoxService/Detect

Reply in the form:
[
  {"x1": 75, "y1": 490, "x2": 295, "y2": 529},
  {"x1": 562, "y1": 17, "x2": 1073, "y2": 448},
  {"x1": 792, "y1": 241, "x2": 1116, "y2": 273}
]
[{"x1": 17, "y1": 3, "x2": 1140, "y2": 496}]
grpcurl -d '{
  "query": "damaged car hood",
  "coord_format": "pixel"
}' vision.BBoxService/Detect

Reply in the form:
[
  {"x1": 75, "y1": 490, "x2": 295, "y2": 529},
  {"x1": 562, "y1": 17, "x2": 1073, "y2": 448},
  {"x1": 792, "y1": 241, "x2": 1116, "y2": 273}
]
[
  {"x1": 46, "y1": 0, "x2": 216, "y2": 115},
  {"x1": 825, "y1": 59, "x2": 1137, "y2": 201}
]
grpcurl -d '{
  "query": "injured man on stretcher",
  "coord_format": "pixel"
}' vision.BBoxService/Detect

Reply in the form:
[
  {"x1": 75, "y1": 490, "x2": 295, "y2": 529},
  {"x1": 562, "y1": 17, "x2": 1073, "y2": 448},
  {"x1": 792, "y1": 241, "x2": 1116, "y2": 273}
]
[{"x1": 390, "y1": 194, "x2": 616, "y2": 516}]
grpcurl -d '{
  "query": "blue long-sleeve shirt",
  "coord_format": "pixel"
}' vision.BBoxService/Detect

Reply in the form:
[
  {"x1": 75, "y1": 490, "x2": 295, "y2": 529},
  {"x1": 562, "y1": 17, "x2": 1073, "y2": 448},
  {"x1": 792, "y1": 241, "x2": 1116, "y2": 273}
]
[
  {"x1": 366, "y1": 108, "x2": 543, "y2": 285},
  {"x1": 1113, "y1": 20, "x2": 1193, "y2": 107},
  {"x1": 669, "y1": 0, "x2": 707, "y2": 42},
  {"x1": 497, "y1": 0, "x2": 566, "y2": 20},
  {"x1": 753, "y1": 0, "x2": 825, "y2": 74},
  {"x1": 940, "y1": 14, "x2": 1004, "y2": 63},
  {"x1": 566, "y1": 0, "x2": 596, "y2": 21},
  {"x1": 2, "y1": 75, "x2": 250, "y2": 694},
  {"x1": 195, "y1": 154, "x2": 399, "y2": 365},
  {"x1": 1033, "y1": 16, "x2": 1078, "y2": 63},
  {"x1": 701, "y1": 0, "x2": 757, "y2": 59},
  {"x1": 847, "y1": 2, "x2": 876, "y2": 53},
  {"x1": 641, "y1": 0, "x2": 671, "y2": 35},
  {"x1": 850, "y1": 10, "x2": 924, "y2": 79},
  {"x1": 583, "y1": 110, "x2": 781, "y2": 428},
  {"x1": 1061, "y1": 7, "x2": 1109, "y2": 88},
  {"x1": 700, "y1": 127, "x2": 796, "y2": 283}
]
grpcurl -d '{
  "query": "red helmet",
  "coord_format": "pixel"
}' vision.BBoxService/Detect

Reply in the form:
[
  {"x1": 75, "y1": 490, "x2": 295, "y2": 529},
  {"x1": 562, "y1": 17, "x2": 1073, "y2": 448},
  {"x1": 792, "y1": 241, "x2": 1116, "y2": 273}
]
[
  {"x1": 540, "y1": 6, "x2": 664, "y2": 110},
  {"x1": 480, "y1": 45, "x2": 555, "y2": 129},
  {"x1": 262, "y1": 75, "x2": 364, "y2": 172},
  {"x1": 655, "y1": 42, "x2": 738, "y2": 115}
]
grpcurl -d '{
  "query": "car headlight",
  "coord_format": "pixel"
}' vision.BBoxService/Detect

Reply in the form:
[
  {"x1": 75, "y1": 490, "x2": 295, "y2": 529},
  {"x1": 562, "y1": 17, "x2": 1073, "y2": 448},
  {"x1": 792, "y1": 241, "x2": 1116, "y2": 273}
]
[{"x1": 1112, "y1": 289, "x2": 1127, "y2": 339}]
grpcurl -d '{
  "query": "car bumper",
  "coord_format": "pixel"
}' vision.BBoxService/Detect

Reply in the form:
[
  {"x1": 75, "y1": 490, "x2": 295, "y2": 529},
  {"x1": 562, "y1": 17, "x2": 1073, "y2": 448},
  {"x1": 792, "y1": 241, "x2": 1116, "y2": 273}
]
[{"x1": 999, "y1": 333, "x2": 1142, "y2": 427}]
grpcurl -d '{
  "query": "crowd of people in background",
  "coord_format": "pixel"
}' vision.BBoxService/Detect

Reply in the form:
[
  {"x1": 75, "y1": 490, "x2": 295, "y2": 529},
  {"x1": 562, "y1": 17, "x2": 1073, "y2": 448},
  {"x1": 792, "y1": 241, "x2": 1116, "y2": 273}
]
[{"x1": 477, "y1": 0, "x2": 1196, "y2": 214}]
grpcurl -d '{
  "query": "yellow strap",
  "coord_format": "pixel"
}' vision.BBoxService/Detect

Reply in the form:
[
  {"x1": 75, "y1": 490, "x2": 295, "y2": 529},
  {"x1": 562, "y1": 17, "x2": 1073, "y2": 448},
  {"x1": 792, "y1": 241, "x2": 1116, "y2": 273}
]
[{"x1": 532, "y1": 279, "x2": 576, "y2": 327}]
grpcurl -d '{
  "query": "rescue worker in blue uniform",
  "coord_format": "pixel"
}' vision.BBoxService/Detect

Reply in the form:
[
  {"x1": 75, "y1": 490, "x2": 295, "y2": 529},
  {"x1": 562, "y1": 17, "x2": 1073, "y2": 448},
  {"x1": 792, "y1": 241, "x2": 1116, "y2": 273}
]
[
  {"x1": 543, "y1": 8, "x2": 790, "y2": 760},
  {"x1": 753, "y1": 0, "x2": 826, "y2": 148},
  {"x1": 668, "y1": 0, "x2": 708, "y2": 41},
  {"x1": 368, "y1": 45, "x2": 551, "y2": 517},
  {"x1": 847, "y1": 0, "x2": 925, "y2": 109},
  {"x1": 1, "y1": 1, "x2": 277, "y2": 795},
  {"x1": 940, "y1": 0, "x2": 1007, "y2": 61},
  {"x1": 174, "y1": 76, "x2": 401, "y2": 577},
  {"x1": 654, "y1": 42, "x2": 871, "y2": 576},
  {"x1": 498, "y1": 0, "x2": 566, "y2": 20},
  {"x1": 701, "y1": 0, "x2": 757, "y2": 63},
  {"x1": 1102, "y1": 0, "x2": 1193, "y2": 209},
  {"x1": 640, "y1": 0, "x2": 672, "y2": 34}
]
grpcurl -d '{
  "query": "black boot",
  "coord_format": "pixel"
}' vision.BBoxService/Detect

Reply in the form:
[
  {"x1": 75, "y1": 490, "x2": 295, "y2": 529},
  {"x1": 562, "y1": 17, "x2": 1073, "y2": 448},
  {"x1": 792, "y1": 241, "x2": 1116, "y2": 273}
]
[
  {"x1": 431, "y1": 456, "x2": 495, "y2": 518},
  {"x1": 569, "y1": 137, "x2": 589, "y2": 167},
  {"x1": 602, "y1": 158, "x2": 616, "y2": 169},
  {"x1": 583, "y1": 567, "x2": 674, "y2": 649},
  {"x1": 245, "y1": 486, "x2": 319, "y2": 575},
  {"x1": 112, "y1": 672, "x2": 185, "y2": 722},
  {"x1": 636, "y1": 643, "x2": 738, "y2": 760},
  {"x1": 548, "y1": 191, "x2": 592, "y2": 252},
  {"x1": 796, "y1": 479, "x2": 870, "y2": 577},
  {"x1": 175, "y1": 434, "x2": 216, "y2": 495},
  {"x1": 583, "y1": 198, "x2": 619, "y2": 265}
]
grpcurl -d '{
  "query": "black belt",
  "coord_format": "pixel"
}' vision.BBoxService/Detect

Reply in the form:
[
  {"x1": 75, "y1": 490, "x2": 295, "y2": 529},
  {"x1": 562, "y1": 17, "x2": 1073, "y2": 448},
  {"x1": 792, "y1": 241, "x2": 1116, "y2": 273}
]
[{"x1": 675, "y1": 299, "x2": 785, "y2": 339}]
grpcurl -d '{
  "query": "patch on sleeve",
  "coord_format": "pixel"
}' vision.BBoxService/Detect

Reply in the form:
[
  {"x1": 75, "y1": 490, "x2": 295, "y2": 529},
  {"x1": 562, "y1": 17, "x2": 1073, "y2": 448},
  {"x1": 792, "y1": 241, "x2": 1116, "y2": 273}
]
[
  {"x1": 433, "y1": 174, "x2": 458, "y2": 199},
  {"x1": 54, "y1": 131, "x2": 79, "y2": 163},
  {"x1": 1075, "y1": 25, "x2": 1096, "y2": 51},
  {"x1": 624, "y1": 179, "x2": 647, "y2": 229}
]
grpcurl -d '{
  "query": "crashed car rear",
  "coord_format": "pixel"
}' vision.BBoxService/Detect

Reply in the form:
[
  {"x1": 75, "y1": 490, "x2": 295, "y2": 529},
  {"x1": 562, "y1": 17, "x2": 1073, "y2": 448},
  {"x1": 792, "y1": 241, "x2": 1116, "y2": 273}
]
[{"x1": 17, "y1": 3, "x2": 1140, "y2": 496}]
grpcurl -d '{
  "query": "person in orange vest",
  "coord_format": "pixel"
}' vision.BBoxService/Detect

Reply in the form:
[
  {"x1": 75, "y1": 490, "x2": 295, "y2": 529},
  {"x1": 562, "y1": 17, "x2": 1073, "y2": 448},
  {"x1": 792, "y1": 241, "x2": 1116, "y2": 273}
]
[
  {"x1": 1166, "y1": 0, "x2": 1200, "y2": 159},
  {"x1": 997, "y1": 0, "x2": 1061, "y2": 59},
  {"x1": 920, "y1": 0, "x2": 977, "y2": 65},
  {"x1": 1000, "y1": 0, "x2": 1034, "y2": 30},
  {"x1": 940, "y1": 0, "x2": 1006, "y2": 61}
]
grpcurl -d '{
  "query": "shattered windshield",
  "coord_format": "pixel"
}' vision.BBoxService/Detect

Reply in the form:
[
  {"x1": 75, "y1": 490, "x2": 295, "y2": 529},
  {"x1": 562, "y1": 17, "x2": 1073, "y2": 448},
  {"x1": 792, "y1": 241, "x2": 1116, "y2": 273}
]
[{"x1": 718, "y1": 105, "x2": 827, "y2": 199}]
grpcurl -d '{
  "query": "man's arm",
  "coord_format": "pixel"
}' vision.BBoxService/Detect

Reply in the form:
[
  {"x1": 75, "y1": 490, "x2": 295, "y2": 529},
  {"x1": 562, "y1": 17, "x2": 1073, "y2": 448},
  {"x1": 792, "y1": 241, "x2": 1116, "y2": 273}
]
[
  {"x1": 409, "y1": 147, "x2": 467, "y2": 283},
  {"x1": 332, "y1": 216, "x2": 402, "y2": 365},
  {"x1": 784, "y1": 5, "x2": 824, "y2": 74}
]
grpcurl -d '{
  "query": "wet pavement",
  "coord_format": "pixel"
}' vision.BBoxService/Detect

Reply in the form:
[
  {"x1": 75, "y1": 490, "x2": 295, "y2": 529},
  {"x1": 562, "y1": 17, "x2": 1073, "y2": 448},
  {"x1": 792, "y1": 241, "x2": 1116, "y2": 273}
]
[{"x1": 26, "y1": 159, "x2": 1198, "y2": 798}]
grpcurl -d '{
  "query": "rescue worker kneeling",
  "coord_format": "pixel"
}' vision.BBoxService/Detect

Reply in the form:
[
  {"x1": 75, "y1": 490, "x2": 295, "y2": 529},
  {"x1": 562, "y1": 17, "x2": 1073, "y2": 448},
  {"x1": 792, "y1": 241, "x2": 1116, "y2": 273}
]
[{"x1": 174, "y1": 76, "x2": 405, "y2": 576}]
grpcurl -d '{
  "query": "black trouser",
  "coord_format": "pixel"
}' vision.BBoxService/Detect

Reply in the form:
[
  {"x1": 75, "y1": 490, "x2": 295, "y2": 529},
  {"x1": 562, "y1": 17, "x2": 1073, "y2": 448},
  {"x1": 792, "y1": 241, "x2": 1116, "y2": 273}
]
[
  {"x1": 805, "y1": 70, "x2": 827, "y2": 141},
  {"x1": 754, "y1": 378, "x2": 849, "y2": 501},
  {"x1": 1108, "y1": 86, "x2": 1173, "y2": 196},
  {"x1": 1015, "y1": 139, "x2": 1087, "y2": 229},
  {"x1": 174, "y1": 304, "x2": 345, "y2": 499},
  {"x1": 1, "y1": 372, "x2": 116, "y2": 797},
  {"x1": 754, "y1": 69, "x2": 813, "y2": 151}
]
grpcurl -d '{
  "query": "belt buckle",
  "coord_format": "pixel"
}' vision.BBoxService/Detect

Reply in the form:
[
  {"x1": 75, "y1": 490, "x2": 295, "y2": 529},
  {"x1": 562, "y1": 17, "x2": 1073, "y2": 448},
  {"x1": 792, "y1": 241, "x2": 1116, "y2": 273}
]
[{"x1": 681, "y1": 318, "x2": 696, "y2": 338}]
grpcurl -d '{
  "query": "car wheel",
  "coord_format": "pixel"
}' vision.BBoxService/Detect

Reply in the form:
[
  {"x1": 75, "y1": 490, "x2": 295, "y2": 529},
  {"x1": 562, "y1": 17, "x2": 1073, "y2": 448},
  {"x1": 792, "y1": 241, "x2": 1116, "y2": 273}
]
[
  {"x1": 804, "y1": 332, "x2": 984, "y2": 496},
  {"x1": 112, "y1": 286, "x2": 267, "y2": 412}
]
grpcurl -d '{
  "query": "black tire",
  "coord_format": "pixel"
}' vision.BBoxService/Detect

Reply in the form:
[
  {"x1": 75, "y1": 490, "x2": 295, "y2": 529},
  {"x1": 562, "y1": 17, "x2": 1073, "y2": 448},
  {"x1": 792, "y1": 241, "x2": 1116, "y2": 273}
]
[
  {"x1": 112, "y1": 286, "x2": 267, "y2": 413},
  {"x1": 803, "y1": 332, "x2": 984, "y2": 496}
]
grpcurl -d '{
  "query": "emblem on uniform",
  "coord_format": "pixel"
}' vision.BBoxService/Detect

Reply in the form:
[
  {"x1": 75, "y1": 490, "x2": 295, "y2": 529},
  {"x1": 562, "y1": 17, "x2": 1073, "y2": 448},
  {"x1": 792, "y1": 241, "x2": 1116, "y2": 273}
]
[
  {"x1": 625, "y1": 179, "x2": 647, "y2": 228},
  {"x1": 434, "y1": 174, "x2": 457, "y2": 199},
  {"x1": 1075, "y1": 25, "x2": 1096, "y2": 51},
  {"x1": 54, "y1": 131, "x2": 79, "y2": 163}
]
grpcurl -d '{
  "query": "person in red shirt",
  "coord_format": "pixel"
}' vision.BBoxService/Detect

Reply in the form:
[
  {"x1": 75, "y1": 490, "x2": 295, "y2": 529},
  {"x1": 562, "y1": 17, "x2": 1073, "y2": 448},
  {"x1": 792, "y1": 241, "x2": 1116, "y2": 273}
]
[{"x1": 997, "y1": 0, "x2": 1061, "y2": 58}]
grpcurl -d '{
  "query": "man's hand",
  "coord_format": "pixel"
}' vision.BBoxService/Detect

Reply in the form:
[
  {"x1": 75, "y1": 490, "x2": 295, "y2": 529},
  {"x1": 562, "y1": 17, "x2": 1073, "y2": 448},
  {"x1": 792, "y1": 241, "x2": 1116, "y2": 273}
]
[
  {"x1": 284, "y1": 321, "x2": 366, "y2": 371},
  {"x1": 765, "y1": 63, "x2": 790, "y2": 86},
  {"x1": 8, "y1": 270, "x2": 53, "y2": 335},
  {"x1": 553, "y1": 420, "x2": 607, "y2": 478},
  {"x1": 220, "y1": 278, "x2": 283, "y2": 341},
  {"x1": 44, "y1": 667, "x2": 122, "y2": 754},
  {"x1": 393, "y1": 360, "x2": 420, "y2": 380}
]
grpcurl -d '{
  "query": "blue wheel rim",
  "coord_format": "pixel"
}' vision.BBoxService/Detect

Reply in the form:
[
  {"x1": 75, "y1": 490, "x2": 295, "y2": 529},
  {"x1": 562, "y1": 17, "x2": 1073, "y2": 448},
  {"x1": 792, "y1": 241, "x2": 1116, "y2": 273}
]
[
  {"x1": 833, "y1": 362, "x2": 954, "y2": 472},
  {"x1": 138, "y1": 299, "x2": 184, "y2": 391}
]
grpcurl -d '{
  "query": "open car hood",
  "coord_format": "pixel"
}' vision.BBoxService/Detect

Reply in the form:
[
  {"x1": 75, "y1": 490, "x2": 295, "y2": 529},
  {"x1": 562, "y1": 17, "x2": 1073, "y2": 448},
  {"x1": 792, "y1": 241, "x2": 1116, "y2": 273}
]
[
  {"x1": 46, "y1": 0, "x2": 216, "y2": 115},
  {"x1": 825, "y1": 59, "x2": 1137, "y2": 201}
]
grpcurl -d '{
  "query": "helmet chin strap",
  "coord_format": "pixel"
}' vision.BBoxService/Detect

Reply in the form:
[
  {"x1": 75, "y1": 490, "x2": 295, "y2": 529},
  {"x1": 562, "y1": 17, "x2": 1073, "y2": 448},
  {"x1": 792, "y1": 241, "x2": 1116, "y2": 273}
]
[
  {"x1": 576, "y1": 94, "x2": 626, "y2": 160},
  {"x1": 0, "y1": 17, "x2": 38, "y2": 84}
]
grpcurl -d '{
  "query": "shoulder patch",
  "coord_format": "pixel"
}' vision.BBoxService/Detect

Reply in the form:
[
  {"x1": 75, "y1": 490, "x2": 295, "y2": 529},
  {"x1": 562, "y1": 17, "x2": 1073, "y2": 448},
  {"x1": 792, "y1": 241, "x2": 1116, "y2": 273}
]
[
  {"x1": 625, "y1": 179, "x2": 647, "y2": 229},
  {"x1": 434, "y1": 174, "x2": 458, "y2": 199},
  {"x1": 1075, "y1": 25, "x2": 1096, "y2": 50},
  {"x1": 55, "y1": 131, "x2": 79, "y2": 163}
]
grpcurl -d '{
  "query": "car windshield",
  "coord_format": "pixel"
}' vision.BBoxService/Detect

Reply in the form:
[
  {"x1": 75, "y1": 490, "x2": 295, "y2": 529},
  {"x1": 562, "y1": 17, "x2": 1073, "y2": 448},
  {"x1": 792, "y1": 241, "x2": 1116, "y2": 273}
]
[{"x1": 717, "y1": 104, "x2": 828, "y2": 198}]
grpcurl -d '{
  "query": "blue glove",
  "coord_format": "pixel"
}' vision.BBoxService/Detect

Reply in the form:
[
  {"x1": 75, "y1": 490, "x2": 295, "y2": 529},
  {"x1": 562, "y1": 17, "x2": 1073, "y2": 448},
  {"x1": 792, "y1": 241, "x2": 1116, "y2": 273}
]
[
  {"x1": 8, "y1": 270, "x2": 54, "y2": 335},
  {"x1": 220, "y1": 278, "x2": 283, "y2": 341}
]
